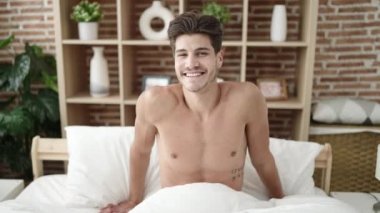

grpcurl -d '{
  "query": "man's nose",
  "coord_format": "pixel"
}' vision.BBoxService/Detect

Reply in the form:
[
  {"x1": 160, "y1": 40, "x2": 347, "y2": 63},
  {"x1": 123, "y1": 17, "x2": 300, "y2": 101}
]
[{"x1": 185, "y1": 55, "x2": 199, "y2": 69}]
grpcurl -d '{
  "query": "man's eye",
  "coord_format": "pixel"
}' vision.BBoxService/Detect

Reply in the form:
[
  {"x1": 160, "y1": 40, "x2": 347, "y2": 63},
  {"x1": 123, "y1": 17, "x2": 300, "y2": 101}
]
[
  {"x1": 197, "y1": 52, "x2": 208, "y2": 56},
  {"x1": 177, "y1": 54, "x2": 187, "y2": 57}
]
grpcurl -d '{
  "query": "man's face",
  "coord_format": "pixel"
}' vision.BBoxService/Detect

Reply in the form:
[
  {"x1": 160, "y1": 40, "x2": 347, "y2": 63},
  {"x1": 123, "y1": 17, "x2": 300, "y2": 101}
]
[{"x1": 174, "y1": 34, "x2": 223, "y2": 93}]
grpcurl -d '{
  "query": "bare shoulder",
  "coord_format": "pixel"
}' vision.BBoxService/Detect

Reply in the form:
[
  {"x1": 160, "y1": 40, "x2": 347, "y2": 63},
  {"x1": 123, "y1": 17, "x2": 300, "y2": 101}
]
[
  {"x1": 220, "y1": 81, "x2": 264, "y2": 102},
  {"x1": 136, "y1": 84, "x2": 180, "y2": 123},
  {"x1": 220, "y1": 81, "x2": 267, "y2": 118}
]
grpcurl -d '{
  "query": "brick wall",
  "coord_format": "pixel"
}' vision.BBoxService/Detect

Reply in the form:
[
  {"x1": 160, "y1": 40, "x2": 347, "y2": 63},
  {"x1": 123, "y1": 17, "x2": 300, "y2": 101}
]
[
  {"x1": 0, "y1": 0, "x2": 55, "y2": 60},
  {"x1": 0, "y1": 0, "x2": 379, "y2": 133},
  {"x1": 314, "y1": 0, "x2": 380, "y2": 101}
]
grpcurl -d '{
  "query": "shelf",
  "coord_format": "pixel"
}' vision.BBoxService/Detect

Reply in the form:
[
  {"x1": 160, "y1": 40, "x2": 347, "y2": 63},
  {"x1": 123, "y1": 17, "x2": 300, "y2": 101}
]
[
  {"x1": 246, "y1": 41, "x2": 307, "y2": 47},
  {"x1": 66, "y1": 104, "x2": 121, "y2": 126},
  {"x1": 122, "y1": 40, "x2": 170, "y2": 46},
  {"x1": 66, "y1": 92, "x2": 120, "y2": 104},
  {"x1": 62, "y1": 39, "x2": 118, "y2": 45},
  {"x1": 266, "y1": 98, "x2": 303, "y2": 109},
  {"x1": 124, "y1": 96, "x2": 139, "y2": 105},
  {"x1": 121, "y1": 40, "x2": 242, "y2": 47},
  {"x1": 223, "y1": 41, "x2": 243, "y2": 46},
  {"x1": 62, "y1": 39, "x2": 307, "y2": 47},
  {"x1": 309, "y1": 123, "x2": 380, "y2": 135}
]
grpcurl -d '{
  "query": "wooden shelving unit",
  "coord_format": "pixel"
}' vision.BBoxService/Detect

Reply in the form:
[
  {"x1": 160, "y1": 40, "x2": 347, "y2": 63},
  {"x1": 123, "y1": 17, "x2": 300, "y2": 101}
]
[{"x1": 53, "y1": 0, "x2": 318, "y2": 140}]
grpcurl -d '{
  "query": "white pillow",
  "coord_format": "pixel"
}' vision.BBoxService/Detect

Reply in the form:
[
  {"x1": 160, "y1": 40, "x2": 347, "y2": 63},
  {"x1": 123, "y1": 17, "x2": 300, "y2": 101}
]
[
  {"x1": 312, "y1": 98, "x2": 380, "y2": 125},
  {"x1": 64, "y1": 126, "x2": 160, "y2": 208},
  {"x1": 242, "y1": 138, "x2": 323, "y2": 200}
]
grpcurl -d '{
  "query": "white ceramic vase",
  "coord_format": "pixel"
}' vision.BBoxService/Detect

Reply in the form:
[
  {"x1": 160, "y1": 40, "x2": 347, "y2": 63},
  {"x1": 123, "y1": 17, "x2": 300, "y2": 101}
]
[
  {"x1": 270, "y1": 5, "x2": 287, "y2": 42},
  {"x1": 139, "y1": 0, "x2": 174, "y2": 40},
  {"x1": 90, "y1": 47, "x2": 109, "y2": 97},
  {"x1": 78, "y1": 22, "x2": 98, "y2": 40}
]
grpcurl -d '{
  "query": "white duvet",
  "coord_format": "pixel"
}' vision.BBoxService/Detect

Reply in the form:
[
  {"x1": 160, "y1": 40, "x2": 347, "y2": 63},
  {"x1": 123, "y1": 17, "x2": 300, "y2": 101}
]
[
  {"x1": 0, "y1": 176, "x2": 357, "y2": 213},
  {"x1": 131, "y1": 183, "x2": 358, "y2": 213}
]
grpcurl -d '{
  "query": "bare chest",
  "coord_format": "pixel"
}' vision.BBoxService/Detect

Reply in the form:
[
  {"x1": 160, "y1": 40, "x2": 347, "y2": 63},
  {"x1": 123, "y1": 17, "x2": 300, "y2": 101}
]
[{"x1": 156, "y1": 108, "x2": 247, "y2": 172}]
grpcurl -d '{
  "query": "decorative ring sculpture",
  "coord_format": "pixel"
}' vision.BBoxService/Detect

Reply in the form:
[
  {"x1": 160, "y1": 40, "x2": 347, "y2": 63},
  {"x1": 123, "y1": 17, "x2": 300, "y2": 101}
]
[{"x1": 139, "y1": 1, "x2": 174, "y2": 40}]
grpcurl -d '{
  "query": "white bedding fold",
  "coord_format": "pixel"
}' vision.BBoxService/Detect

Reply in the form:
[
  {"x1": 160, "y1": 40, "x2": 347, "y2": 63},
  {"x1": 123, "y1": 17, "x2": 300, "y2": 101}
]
[
  {"x1": 0, "y1": 175, "x2": 98, "y2": 213},
  {"x1": 131, "y1": 183, "x2": 358, "y2": 213},
  {"x1": 0, "y1": 178, "x2": 358, "y2": 213},
  {"x1": 0, "y1": 200, "x2": 98, "y2": 213}
]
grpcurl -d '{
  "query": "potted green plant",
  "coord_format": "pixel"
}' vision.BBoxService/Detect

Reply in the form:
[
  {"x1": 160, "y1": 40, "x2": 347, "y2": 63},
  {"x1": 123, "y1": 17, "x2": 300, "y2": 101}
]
[
  {"x1": 71, "y1": 0, "x2": 103, "y2": 40},
  {"x1": 0, "y1": 35, "x2": 60, "y2": 180},
  {"x1": 202, "y1": 1, "x2": 231, "y2": 25}
]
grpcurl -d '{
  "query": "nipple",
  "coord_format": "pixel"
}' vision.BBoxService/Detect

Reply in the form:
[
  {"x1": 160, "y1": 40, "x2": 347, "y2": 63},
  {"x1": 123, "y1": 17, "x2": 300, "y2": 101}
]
[
  {"x1": 171, "y1": 153, "x2": 178, "y2": 159},
  {"x1": 230, "y1": 151, "x2": 237, "y2": 157}
]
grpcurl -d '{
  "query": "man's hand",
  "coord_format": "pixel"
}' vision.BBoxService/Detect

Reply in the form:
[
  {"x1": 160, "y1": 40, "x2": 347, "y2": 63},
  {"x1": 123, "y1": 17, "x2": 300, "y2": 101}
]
[{"x1": 100, "y1": 200, "x2": 137, "y2": 213}]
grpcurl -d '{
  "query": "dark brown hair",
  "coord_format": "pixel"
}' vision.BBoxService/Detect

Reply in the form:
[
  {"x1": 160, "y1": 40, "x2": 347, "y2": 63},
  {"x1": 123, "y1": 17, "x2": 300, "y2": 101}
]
[{"x1": 168, "y1": 11, "x2": 223, "y2": 53}]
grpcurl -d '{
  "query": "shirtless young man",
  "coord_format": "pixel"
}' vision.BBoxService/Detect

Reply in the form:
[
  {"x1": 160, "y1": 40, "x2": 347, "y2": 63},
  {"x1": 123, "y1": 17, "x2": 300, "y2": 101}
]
[{"x1": 101, "y1": 11, "x2": 284, "y2": 213}]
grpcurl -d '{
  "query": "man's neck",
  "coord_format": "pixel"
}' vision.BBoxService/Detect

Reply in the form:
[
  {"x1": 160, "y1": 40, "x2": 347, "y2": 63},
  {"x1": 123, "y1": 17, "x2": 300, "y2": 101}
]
[{"x1": 182, "y1": 83, "x2": 221, "y2": 118}]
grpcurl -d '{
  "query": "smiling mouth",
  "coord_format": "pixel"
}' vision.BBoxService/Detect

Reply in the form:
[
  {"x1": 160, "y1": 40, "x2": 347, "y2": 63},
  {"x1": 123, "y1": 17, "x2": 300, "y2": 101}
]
[{"x1": 183, "y1": 71, "x2": 206, "y2": 77}]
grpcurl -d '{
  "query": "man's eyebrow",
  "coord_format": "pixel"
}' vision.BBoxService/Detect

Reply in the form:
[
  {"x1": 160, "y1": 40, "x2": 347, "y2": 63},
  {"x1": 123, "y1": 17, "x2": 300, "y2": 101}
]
[
  {"x1": 175, "y1": 49, "x2": 186, "y2": 53},
  {"x1": 175, "y1": 47, "x2": 211, "y2": 53},
  {"x1": 195, "y1": 47, "x2": 211, "y2": 52}
]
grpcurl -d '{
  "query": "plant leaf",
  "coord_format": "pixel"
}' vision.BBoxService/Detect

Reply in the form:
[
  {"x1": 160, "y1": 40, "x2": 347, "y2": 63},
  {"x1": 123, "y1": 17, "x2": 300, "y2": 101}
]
[
  {"x1": 0, "y1": 63, "x2": 13, "y2": 90},
  {"x1": 0, "y1": 107, "x2": 34, "y2": 136},
  {"x1": 22, "y1": 92, "x2": 46, "y2": 123},
  {"x1": 41, "y1": 71, "x2": 58, "y2": 92},
  {"x1": 26, "y1": 43, "x2": 43, "y2": 58},
  {"x1": 26, "y1": 45, "x2": 56, "y2": 84},
  {"x1": 8, "y1": 54, "x2": 31, "y2": 91},
  {"x1": 22, "y1": 89, "x2": 59, "y2": 124},
  {"x1": 71, "y1": 0, "x2": 103, "y2": 22},
  {"x1": 202, "y1": 2, "x2": 231, "y2": 24},
  {"x1": 0, "y1": 35, "x2": 14, "y2": 49},
  {"x1": 37, "y1": 89, "x2": 60, "y2": 122},
  {"x1": 43, "y1": 55, "x2": 57, "y2": 74}
]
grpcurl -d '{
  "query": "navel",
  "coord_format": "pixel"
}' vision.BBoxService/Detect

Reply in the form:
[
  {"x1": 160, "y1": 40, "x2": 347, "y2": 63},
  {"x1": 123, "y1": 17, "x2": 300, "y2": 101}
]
[
  {"x1": 230, "y1": 151, "x2": 237, "y2": 157},
  {"x1": 171, "y1": 153, "x2": 178, "y2": 159}
]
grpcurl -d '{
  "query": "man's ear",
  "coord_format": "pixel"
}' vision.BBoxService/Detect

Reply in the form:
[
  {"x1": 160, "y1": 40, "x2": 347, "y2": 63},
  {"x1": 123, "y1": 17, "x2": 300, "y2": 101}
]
[{"x1": 217, "y1": 47, "x2": 225, "y2": 69}]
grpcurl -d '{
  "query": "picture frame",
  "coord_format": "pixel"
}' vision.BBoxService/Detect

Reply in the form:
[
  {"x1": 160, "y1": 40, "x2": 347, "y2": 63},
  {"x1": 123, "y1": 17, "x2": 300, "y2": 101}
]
[
  {"x1": 142, "y1": 75, "x2": 171, "y2": 91},
  {"x1": 256, "y1": 78, "x2": 288, "y2": 101}
]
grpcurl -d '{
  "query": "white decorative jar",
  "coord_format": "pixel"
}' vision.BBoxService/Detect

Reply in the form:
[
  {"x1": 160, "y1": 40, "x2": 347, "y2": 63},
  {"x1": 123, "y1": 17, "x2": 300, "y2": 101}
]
[
  {"x1": 79, "y1": 22, "x2": 98, "y2": 40},
  {"x1": 139, "y1": 0, "x2": 174, "y2": 40},
  {"x1": 90, "y1": 46, "x2": 109, "y2": 97},
  {"x1": 270, "y1": 5, "x2": 287, "y2": 42}
]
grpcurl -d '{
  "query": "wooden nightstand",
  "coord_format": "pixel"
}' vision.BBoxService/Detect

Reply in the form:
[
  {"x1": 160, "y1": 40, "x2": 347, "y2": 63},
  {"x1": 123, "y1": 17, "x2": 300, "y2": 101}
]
[
  {"x1": 331, "y1": 192, "x2": 380, "y2": 213},
  {"x1": 0, "y1": 179, "x2": 24, "y2": 201}
]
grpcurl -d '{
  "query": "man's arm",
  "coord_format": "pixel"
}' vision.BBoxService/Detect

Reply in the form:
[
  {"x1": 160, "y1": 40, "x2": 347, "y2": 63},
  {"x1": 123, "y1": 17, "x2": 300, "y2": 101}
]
[
  {"x1": 245, "y1": 83, "x2": 284, "y2": 199},
  {"x1": 100, "y1": 91, "x2": 157, "y2": 213},
  {"x1": 128, "y1": 91, "x2": 157, "y2": 205}
]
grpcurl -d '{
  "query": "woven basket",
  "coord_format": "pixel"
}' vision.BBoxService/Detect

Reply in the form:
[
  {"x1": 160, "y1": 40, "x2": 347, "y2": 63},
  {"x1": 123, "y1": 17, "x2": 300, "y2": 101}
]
[{"x1": 310, "y1": 132, "x2": 380, "y2": 192}]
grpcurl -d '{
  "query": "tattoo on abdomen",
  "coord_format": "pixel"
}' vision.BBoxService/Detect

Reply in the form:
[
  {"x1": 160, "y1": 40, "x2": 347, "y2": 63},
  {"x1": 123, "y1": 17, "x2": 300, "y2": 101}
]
[{"x1": 231, "y1": 167, "x2": 243, "y2": 180}]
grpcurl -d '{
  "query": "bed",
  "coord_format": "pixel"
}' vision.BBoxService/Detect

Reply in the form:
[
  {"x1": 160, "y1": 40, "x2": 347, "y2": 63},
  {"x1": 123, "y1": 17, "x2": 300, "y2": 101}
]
[{"x1": 0, "y1": 126, "x2": 358, "y2": 213}]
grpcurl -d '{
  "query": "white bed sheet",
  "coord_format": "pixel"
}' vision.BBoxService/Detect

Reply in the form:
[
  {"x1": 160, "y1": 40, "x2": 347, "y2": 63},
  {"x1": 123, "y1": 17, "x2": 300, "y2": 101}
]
[
  {"x1": 0, "y1": 175, "x2": 357, "y2": 213},
  {"x1": 0, "y1": 175, "x2": 98, "y2": 213}
]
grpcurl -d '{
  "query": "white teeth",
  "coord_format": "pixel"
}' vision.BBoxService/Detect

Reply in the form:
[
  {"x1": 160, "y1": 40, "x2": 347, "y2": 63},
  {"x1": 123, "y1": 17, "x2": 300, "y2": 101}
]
[{"x1": 185, "y1": 72, "x2": 203, "y2": 77}]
